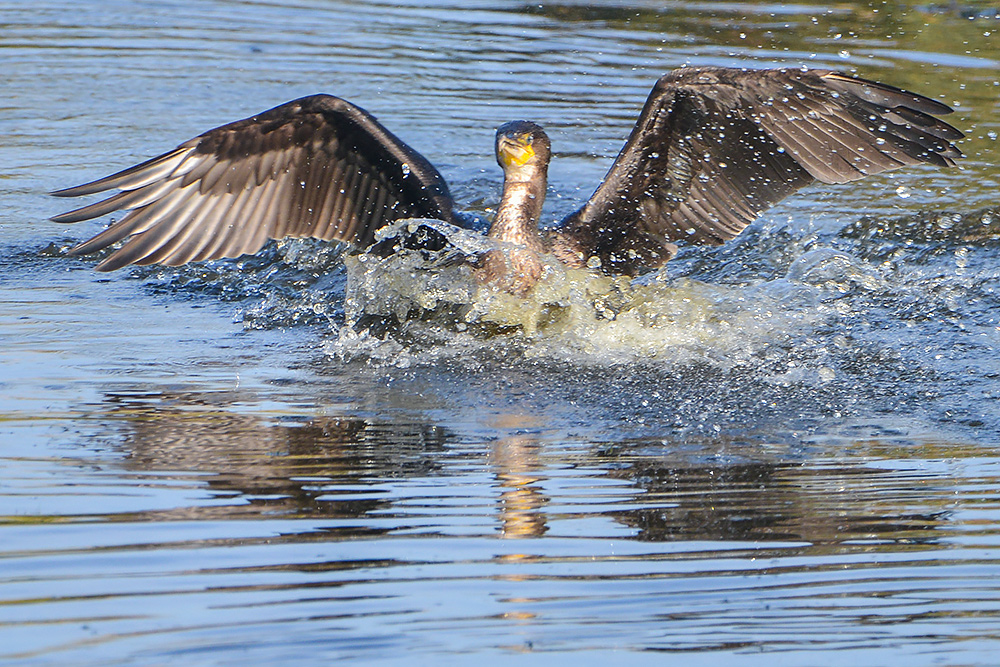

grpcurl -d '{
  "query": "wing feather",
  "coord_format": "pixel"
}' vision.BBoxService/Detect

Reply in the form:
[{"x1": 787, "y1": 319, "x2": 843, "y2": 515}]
[
  {"x1": 313, "y1": 161, "x2": 345, "y2": 239},
  {"x1": 554, "y1": 67, "x2": 963, "y2": 274},
  {"x1": 179, "y1": 183, "x2": 260, "y2": 265},
  {"x1": 51, "y1": 148, "x2": 192, "y2": 197},
  {"x1": 69, "y1": 187, "x2": 192, "y2": 256},
  {"x1": 53, "y1": 95, "x2": 456, "y2": 271},
  {"x1": 141, "y1": 193, "x2": 235, "y2": 267},
  {"x1": 51, "y1": 178, "x2": 177, "y2": 223},
  {"x1": 177, "y1": 153, "x2": 218, "y2": 189},
  {"x1": 96, "y1": 195, "x2": 206, "y2": 270}
]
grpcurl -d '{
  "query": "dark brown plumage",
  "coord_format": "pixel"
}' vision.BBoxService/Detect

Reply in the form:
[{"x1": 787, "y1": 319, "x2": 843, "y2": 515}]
[
  {"x1": 52, "y1": 96, "x2": 455, "y2": 271},
  {"x1": 52, "y1": 67, "x2": 963, "y2": 290},
  {"x1": 549, "y1": 68, "x2": 963, "y2": 274}
]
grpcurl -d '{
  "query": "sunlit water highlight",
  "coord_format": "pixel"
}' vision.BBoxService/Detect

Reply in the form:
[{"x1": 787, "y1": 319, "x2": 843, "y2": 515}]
[{"x1": 3, "y1": 0, "x2": 1000, "y2": 663}]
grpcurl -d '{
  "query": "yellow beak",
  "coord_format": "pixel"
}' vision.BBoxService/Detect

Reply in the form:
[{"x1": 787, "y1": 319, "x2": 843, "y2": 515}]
[{"x1": 499, "y1": 139, "x2": 535, "y2": 168}]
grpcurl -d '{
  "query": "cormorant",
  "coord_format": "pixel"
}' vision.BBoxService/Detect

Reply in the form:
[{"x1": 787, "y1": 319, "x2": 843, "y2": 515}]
[{"x1": 51, "y1": 67, "x2": 963, "y2": 295}]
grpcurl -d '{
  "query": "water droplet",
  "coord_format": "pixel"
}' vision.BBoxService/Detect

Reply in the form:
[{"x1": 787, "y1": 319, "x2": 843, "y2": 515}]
[
  {"x1": 896, "y1": 186, "x2": 911, "y2": 198},
  {"x1": 401, "y1": 163, "x2": 410, "y2": 177}
]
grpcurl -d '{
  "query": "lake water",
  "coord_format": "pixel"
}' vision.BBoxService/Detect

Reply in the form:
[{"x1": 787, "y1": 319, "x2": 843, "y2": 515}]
[{"x1": 3, "y1": 0, "x2": 1000, "y2": 663}]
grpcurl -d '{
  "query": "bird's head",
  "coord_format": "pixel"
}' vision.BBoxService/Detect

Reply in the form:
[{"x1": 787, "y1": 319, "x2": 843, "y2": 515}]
[{"x1": 495, "y1": 121, "x2": 551, "y2": 180}]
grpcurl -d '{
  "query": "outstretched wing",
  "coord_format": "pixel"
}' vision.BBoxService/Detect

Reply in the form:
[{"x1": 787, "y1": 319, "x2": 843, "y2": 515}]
[
  {"x1": 51, "y1": 95, "x2": 456, "y2": 271},
  {"x1": 554, "y1": 67, "x2": 964, "y2": 274}
]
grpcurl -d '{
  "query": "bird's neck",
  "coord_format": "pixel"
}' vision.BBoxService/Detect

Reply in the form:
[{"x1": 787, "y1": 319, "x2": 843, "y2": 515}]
[{"x1": 488, "y1": 174, "x2": 546, "y2": 253}]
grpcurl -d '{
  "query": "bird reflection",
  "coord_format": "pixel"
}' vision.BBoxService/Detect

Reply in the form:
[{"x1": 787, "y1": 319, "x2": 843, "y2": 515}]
[
  {"x1": 100, "y1": 389, "x2": 449, "y2": 529},
  {"x1": 595, "y1": 436, "x2": 949, "y2": 547},
  {"x1": 91, "y1": 389, "x2": 951, "y2": 550},
  {"x1": 491, "y1": 434, "x2": 549, "y2": 540}
]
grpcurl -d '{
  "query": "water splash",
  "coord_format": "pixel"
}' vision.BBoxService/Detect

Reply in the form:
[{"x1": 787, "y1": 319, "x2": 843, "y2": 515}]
[{"x1": 326, "y1": 219, "x2": 843, "y2": 373}]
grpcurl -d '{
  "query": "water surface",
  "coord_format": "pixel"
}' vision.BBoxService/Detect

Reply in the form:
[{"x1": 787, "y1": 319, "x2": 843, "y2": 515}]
[{"x1": 3, "y1": 0, "x2": 1000, "y2": 663}]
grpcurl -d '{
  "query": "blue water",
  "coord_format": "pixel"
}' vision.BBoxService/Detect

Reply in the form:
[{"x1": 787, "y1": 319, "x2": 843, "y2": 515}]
[{"x1": 3, "y1": 0, "x2": 1000, "y2": 663}]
